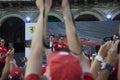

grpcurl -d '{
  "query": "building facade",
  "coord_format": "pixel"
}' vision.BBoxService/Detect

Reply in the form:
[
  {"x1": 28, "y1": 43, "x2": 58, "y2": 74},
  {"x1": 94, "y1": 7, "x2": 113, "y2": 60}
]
[
  {"x1": 0, "y1": 0, "x2": 120, "y2": 22},
  {"x1": 0, "y1": 0, "x2": 120, "y2": 52}
]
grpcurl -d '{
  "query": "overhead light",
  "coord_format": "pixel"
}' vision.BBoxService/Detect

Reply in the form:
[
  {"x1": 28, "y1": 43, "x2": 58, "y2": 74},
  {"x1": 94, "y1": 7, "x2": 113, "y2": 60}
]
[
  {"x1": 107, "y1": 14, "x2": 112, "y2": 19},
  {"x1": 26, "y1": 16, "x2": 31, "y2": 22}
]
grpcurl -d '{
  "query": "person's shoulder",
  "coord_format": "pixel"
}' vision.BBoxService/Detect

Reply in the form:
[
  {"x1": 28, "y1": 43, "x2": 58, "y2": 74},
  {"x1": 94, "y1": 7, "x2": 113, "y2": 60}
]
[{"x1": 83, "y1": 72, "x2": 95, "y2": 80}]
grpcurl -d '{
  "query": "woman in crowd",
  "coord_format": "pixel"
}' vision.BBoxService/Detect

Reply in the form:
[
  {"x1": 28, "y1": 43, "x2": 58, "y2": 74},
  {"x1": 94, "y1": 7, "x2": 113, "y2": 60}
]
[{"x1": 0, "y1": 38, "x2": 8, "y2": 77}]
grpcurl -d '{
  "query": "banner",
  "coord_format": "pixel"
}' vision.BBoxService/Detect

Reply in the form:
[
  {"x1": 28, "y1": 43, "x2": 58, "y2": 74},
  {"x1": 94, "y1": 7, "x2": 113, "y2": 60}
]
[
  {"x1": 25, "y1": 23, "x2": 36, "y2": 57},
  {"x1": 25, "y1": 23, "x2": 36, "y2": 40}
]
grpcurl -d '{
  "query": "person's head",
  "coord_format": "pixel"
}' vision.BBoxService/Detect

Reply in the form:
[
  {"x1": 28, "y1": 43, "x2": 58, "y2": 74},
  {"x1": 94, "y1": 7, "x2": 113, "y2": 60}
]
[
  {"x1": 20, "y1": 57, "x2": 27, "y2": 63},
  {"x1": 49, "y1": 35, "x2": 55, "y2": 42},
  {"x1": 0, "y1": 38, "x2": 5, "y2": 46},
  {"x1": 58, "y1": 36, "x2": 64, "y2": 43},
  {"x1": 112, "y1": 34, "x2": 119, "y2": 42},
  {"x1": 44, "y1": 51, "x2": 83, "y2": 80}
]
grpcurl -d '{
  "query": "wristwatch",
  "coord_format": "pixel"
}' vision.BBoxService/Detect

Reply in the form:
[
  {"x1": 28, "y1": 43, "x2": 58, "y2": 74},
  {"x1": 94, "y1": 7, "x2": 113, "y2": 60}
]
[
  {"x1": 95, "y1": 55, "x2": 103, "y2": 62},
  {"x1": 101, "y1": 62, "x2": 113, "y2": 72}
]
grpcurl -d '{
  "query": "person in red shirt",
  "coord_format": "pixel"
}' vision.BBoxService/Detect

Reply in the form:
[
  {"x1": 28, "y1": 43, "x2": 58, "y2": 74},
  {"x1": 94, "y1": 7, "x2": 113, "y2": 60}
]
[
  {"x1": 0, "y1": 48, "x2": 24, "y2": 80},
  {"x1": 0, "y1": 38, "x2": 8, "y2": 77},
  {"x1": 53, "y1": 36, "x2": 67, "y2": 50}
]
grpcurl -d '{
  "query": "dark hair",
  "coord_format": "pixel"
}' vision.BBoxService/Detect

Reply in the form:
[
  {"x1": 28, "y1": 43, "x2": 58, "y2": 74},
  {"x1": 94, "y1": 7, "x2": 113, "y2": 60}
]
[
  {"x1": 49, "y1": 35, "x2": 55, "y2": 38},
  {"x1": 103, "y1": 33, "x2": 119, "y2": 42},
  {"x1": 112, "y1": 33, "x2": 119, "y2": 40}
]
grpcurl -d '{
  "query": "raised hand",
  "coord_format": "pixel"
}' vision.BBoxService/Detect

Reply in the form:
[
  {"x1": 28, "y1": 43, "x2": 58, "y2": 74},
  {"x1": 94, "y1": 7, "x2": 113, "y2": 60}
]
[
  {"x1": 98, "y1": 41, "x2": 113, "y2": 58},
  {"x1": 6, "y1": 48, "x2": 15, "y2": 61},
  {"x1": 105, "y1": 40, "x2": 119, "y2": 66},
  {"x1": 36, "y1": 0, "x2": 44, "y2": 11}
]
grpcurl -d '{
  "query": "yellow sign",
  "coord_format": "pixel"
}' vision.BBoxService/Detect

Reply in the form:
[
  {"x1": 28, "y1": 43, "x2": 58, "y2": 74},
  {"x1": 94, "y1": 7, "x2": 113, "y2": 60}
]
[{"x1": 29, "y1": 26, "x2": 35, "y2": 34}]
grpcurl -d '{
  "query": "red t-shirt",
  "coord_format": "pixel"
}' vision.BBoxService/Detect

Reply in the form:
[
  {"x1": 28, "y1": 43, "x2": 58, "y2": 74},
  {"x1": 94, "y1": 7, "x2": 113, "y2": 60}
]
[
  {"x1": 53, "y1": 42, "x2": 67, "y2": 49},
  {"x1": 25, "y1": 72, "x2": 94, "y2": 80},
  {"x1": 0, "y1": 46, "x2": 7, "y2": 62}
]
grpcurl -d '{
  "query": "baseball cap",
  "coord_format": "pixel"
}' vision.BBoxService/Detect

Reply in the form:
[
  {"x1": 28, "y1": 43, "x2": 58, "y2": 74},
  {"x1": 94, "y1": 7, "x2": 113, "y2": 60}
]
[
  {"x1": 47, "y1": 51, "x2": 83, "y2": 80},
  {"x1": 9, "y1": 67, "x2": 22, "y2": 80}
]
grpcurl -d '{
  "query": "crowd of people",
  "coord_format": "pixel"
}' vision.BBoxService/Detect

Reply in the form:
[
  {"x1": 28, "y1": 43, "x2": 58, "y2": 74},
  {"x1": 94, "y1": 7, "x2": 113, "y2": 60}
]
[{"x1": 0, "y1": 0, "x2": 120, "y2": 80}]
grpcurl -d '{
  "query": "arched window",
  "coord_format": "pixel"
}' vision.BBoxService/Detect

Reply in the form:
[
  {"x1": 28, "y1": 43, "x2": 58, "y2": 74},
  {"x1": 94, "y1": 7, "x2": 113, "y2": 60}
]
[
  {"x1": 48, "y1": 16, "x2": 61, "y2": 22},
  {"x1": 75, "y1": 14, "x2": 100, "y2": 21},
  {"x1": 113, "y1": 14, "x2": 120, "y2": 21},
  {"x1": 0, "y1": 17, "x2": 25, "y2": 52},
  {"x1": 99, "y1": 0, "x2": 114, "y2": 2}
]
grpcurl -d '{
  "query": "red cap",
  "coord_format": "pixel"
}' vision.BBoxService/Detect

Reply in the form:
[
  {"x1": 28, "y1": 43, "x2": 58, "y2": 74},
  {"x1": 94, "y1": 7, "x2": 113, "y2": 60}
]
[
  {"x1": 9, "y1": 67, "x2": 22, "y2": 80},
  {"x1": 47, "y1": 51, "x2": 83, "y2": 80}
]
